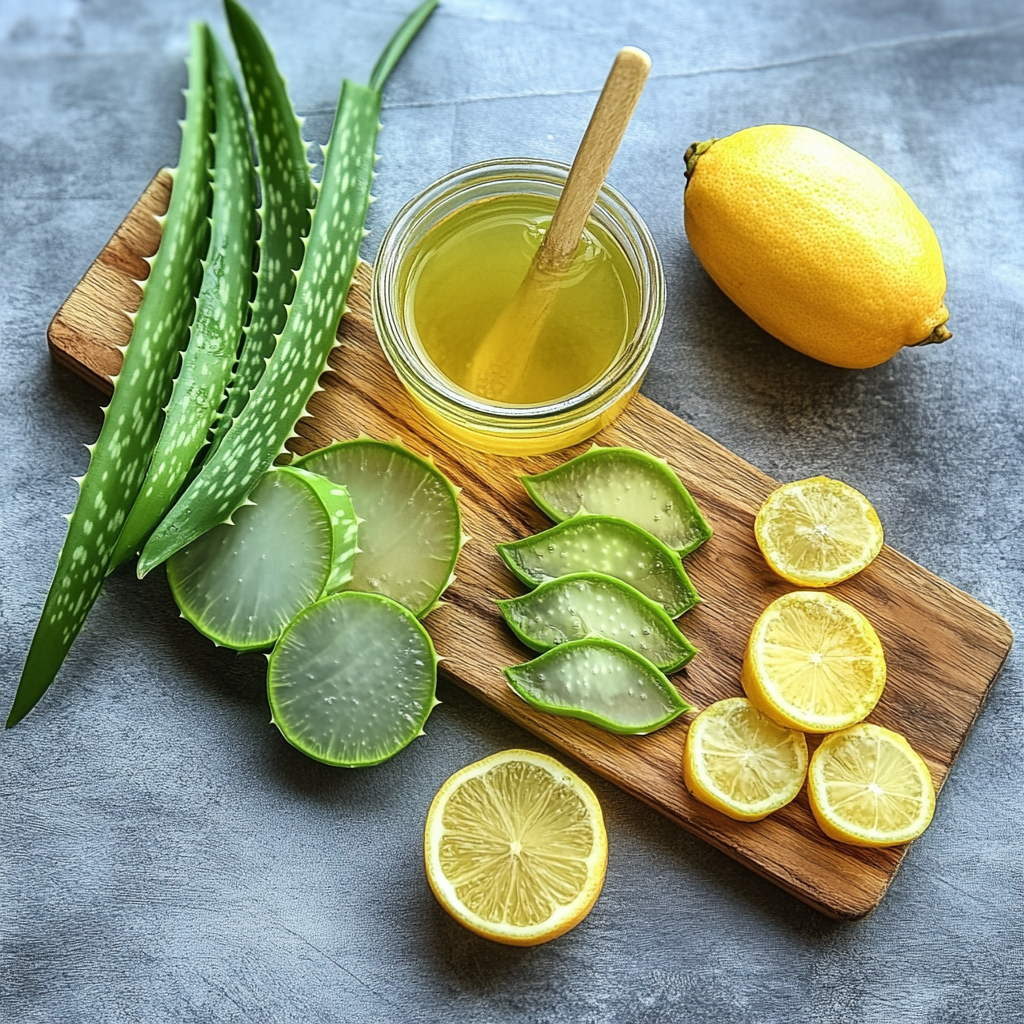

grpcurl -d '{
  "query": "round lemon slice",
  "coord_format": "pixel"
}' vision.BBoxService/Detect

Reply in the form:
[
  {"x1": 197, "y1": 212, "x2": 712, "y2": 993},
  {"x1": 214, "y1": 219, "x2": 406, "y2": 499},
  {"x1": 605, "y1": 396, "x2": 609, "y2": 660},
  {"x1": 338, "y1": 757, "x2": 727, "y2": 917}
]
[
  {"x1": 424, "y1": 750, "x2": 607, "y2": 946},
  {"x1": 742, "y1": 591, "x2": 886, "y2": 733},
  {"x1": 683, "y1": 697, "x2": 808, "y2": 821},
  {"x1": 755, "y1": 476, "x2": 883, "y2": 587},
  {"x1": 808, "y1": 723, "x2": 935, "y2": 847}
]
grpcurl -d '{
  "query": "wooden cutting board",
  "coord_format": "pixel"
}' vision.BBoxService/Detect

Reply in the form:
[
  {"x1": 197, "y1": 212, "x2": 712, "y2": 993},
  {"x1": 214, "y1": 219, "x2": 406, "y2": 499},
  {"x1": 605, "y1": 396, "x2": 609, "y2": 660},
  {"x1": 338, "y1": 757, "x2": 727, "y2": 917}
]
[{"x1": 48, "y1": 170, "x2": 1013, "y2": 919}]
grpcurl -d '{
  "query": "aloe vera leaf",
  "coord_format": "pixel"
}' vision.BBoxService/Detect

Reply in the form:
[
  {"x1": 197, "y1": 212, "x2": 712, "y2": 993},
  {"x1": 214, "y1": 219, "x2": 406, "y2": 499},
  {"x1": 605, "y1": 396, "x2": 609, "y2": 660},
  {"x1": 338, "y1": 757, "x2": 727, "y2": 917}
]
[
  {"x1": 295, "y1": 438, "x2": 463, "y2": 616},
  {"x1": 167, "y1": 466, "x2": 354, "y2": 651},
  {"x1": 110, "y1": 32, "x2": 257, "y2": 568},
  {"x1": 208, "y1": 0, "x2": 318, "y2": 458},
  {"x1": 496, "y1": 515, "x2": 700, "y2": 619},
  {"x1": 268, "y1": 591, "x2": 439, "y2": 767},
  {"x1": 138, "y1": 1, "x2": 438, "y2": 577},
  {"x1": 7, "y1": 24, "x2": 214, "y2": 728},
  {"x1": 504, "y1": 638, "x2": 691, "y2": 735},
  {"x1": 522, "y1": 446, "x2": 712, "y2": 555},
  {"x1": 287, "y1": 467, "x2": 359, "y2": 593},
  {"x1": 496, "y1": 572, "x2": 696, "y2": 671}
]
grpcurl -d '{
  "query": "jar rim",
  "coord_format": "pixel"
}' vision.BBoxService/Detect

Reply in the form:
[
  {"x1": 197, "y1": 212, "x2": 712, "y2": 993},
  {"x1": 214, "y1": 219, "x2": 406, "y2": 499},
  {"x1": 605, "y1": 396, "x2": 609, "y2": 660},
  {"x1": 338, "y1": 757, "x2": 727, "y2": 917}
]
[{"x1": 372, "y1": 157, "x2": 664, "y2": 435}]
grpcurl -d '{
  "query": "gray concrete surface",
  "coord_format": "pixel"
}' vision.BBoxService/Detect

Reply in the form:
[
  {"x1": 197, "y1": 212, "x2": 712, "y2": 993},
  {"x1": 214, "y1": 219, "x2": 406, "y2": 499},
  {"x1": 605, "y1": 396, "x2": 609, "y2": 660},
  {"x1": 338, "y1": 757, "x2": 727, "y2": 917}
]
[{"x1": 1, "y1": 1, "x2": 1022, "y2": 1021}]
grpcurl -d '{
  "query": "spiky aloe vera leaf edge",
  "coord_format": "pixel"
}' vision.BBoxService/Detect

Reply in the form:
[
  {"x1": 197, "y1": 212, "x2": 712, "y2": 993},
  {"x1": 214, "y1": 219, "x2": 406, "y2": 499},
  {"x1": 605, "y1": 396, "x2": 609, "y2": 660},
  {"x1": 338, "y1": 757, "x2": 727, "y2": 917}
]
[
  {"x1": 111, "y1": 29, "x2": 257, "y2": 568},
  {"x1": 268, "y1": 591, "x2": 439, "y2": 767},
  {"x1": 504, "y1": 638, "x2": 691, "y2": 736},
  {"x1": 208, "y1": 0, "x2": 318, "y2": 458},
  {"x1": 139, "y1": 1, "x2": 438, "y2": 576},
  {"x1": 167, "y1": 466, "x2": 354, "y2": 651},
  {"x1": 295, "y1": 438, "x2": 463, "y2": 617},
  {"x1": 496, "y1": 571, "x2": 697, "y2": 671},
  {"x1": 522, "y1": 446, "x2": 713, "y2": 555},
  {"x1": 8, "y1": 23, "x2": 213, "y2": 728}
]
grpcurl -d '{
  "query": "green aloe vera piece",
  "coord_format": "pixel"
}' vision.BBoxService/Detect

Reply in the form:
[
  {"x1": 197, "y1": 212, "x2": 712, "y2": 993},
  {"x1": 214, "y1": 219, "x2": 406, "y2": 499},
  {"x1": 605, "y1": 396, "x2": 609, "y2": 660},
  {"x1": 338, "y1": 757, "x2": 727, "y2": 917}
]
[
  {"x1": 208, "y1": 0, "x2": 318, "y2": 458},
  {"x1": 8, "y1": 23, "x2": 214, "y2": 727},
  {"x1": 268, "y1": 592, "x2": 439, "y2": 767},
  {"x1": 111, "y1": 31, "x2": 257, "y2": 567},
  {"x1": 504, "y1": 638, "x2": 691, "y2": 735},
  {"x1": 295, "y1": 438, "x2": 463, "y2": 617},
  {"x1": 496, "y1": 572, "x2": 696, "y2": 671},
  {"x1": 522, "y1": 445, "x2": 712, "y2": 555},
  {"x1": 138, "y1": 0, "x2": 438, "y2": 577},
  {"x1": 167, "y1": 466, "x2": 357, "y2": 651},
  {"x1": 497, "y1": 515, "x2": 700, "y2": 618}
]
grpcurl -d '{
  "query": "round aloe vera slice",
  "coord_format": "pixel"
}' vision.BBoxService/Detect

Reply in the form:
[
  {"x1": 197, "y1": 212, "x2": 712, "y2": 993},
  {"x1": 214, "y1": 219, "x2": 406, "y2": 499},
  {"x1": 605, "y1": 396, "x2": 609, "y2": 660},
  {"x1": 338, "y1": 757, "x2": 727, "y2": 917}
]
[
  {"x1": 268, "y1": 592, "x2": 438, "y2": 767},
  {"x1": 295, "y1": 438, "x2": 462, "y2": 617},
  {"x1": 167, "y1": 466, "x2": 356, "y2": 651},
  {"x1": 496, "y1": 515, "x2": 700, "y2": 618},
  {"x1": 496, "y1": 572, "x2": 696, "y2": 671},
  {"x1": 504, "y1": 638, "x2": 691, "y2": 735},
  {"x1": 522, "y1": 446, "x2": 712, "y2": 555}
]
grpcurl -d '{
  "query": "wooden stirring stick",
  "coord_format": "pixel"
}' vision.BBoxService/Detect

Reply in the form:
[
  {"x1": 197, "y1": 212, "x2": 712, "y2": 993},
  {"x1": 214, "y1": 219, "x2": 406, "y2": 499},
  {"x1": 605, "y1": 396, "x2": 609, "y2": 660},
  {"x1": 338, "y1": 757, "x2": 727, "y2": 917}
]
[{"x1": 465, "y1": 46, "x2": 652, "y2": 403}]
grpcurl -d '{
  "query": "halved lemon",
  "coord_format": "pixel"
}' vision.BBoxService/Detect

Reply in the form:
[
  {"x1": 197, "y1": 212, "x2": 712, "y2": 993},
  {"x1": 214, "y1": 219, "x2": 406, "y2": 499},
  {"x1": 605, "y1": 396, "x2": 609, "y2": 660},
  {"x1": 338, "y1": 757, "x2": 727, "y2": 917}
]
[
  {"x1": 424, "y1": 749, "x2": 607, "y2": 946},
  {"x1": 808, "y1": 723, "x2": 935, "y2": 847},
  {"x1": 742, "y1": 591, "x2": 886, "y2": 733},
  {"x1": 755, "y1": 476, "x2": 883, "y2": 587},
  {"x1": 683, "y1": 697, "x2": 808, "y2": 821}
]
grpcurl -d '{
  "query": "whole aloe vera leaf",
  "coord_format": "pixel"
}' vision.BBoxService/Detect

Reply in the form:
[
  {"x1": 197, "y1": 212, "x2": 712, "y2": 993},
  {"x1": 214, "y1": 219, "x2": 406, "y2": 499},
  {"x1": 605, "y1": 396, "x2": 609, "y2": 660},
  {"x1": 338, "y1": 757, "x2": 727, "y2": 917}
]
[
  {"x1": 110, "y1": 31, "x2": 257, "y2": 568},
  {"x1": 207, "y1": 0, "x2": 317, "y2": 458},
  {"x1": 138, "y1": 1, "x2": 438, "y2": 577},
  {"x1": 268, "y1": 591, "x2": 439, "y2": 767},
  {"x1": 497, "y1": 515, "x2": 700, "y2": 618},
  {"x1": 167, "y1": 466, "x2": 356, "y2": 651},
  {"x1": 504, "y1": 638, "x2": 691, "y2": 736},
  {"x1": 522, "y1": 446, "x2": 713, "y2": 555},
  {"x1": 7, "y1": 24, "x2": 213, "y2": 728},
  {"x1": 496, "y1": 572, "x2": 697, "y2": 671},
  {"x1": 295, "y1": 438, "x2": 464, "y2": 616}
]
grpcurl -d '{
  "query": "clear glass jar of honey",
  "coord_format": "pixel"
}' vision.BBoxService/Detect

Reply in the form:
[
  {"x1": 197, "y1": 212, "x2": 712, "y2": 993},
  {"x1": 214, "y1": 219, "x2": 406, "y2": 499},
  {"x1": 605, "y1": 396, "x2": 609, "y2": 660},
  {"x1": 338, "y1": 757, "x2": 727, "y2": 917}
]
[{"x1": 373, "y1": 158, "x2": 664, "y2": 455}]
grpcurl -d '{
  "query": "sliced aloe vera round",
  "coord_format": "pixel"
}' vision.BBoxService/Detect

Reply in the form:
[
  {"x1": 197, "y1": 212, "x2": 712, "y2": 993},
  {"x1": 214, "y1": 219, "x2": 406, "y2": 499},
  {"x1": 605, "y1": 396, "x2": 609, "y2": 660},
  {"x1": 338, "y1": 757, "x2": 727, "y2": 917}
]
[
  {"x1": 522, "y1": 446, "x2": 712, "y2": 555},
  {"x1": 167, "y1": 466, "x2": 357, "y2": 651},
  {"x1": 496, "y1": 572, "x2": 696, "y2": 671},
  {"x1": 504, "y1": 638, "x2": 691, "y2": 735},
  {"x1": 268, "y1": 592, "x2": 438, "y2": 767},
  {"x1": 496, "y1": 515, "x2": 700, "y2": 618},
  {"x1": 295, "y1": 438, "x2": 462, "y2": 617}
]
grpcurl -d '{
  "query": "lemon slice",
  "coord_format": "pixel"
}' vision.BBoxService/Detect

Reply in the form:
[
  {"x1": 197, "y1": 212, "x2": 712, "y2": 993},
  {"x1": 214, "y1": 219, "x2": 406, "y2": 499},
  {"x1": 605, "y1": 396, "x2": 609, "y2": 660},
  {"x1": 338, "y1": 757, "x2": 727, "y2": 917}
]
[
  {"x1": 424, "y1": 750, "x2": 607, "y2": 946},
  {"x1": 742, "y1": 591, "x2": 886, "y2": 733},
  {"x1": 683, "y1": 697, "x2": 808, "y2": 821},
  {"x1": 808, "y1": 723, "x2": 935, "y2": 847},
  {"x1": 755, "y1": 476, "x2": 883, "y2": 587}
]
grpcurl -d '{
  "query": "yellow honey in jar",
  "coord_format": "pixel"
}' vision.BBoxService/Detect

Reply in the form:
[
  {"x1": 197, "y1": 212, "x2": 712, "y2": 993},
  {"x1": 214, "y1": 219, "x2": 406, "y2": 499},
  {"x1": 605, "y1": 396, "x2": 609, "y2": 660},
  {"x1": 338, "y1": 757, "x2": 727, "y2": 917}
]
[{"x1": 403, "y1": 193, "x2": 641, "y2": 405}]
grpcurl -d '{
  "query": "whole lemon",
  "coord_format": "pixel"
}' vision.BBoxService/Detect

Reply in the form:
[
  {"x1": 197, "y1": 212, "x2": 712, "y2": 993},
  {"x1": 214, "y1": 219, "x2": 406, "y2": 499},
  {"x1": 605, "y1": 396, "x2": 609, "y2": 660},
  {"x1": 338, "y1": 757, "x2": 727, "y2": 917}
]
[{"x1": 683, "y1": 125, "x2": 951, "y2": 369}]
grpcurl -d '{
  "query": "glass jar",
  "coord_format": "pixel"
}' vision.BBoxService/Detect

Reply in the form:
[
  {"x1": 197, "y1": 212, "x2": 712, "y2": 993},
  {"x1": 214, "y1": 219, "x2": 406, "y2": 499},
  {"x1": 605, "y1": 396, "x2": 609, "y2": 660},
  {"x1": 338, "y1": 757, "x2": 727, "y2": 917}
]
[{"x1": 373, "y1": 157, "x2": 664, "y2": 456}]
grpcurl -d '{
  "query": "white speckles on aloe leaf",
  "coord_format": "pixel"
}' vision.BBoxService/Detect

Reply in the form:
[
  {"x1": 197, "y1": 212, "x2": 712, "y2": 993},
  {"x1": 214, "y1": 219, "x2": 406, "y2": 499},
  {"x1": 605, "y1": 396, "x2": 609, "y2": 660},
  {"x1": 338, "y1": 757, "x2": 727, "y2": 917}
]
[
  {"x1": 522, "y1": 446, "x2": 713, "y2": 555},
  {"x1": 167, "y1": 466, "x2": 356, "y2": 651},
  {"x1": 208, "y1": 0, "x2": 318, "y2": 459},
  {"x1": 294, "y1": 437, "x2": 461, "y2": 617},
  {"x1": 504, "y1": 638, "x2": 691, "y2": 736},
  {"x1": 267, "y1": 591, "x2": 438, "y2": 767},
  {"x1": 8, "y1": 22, "x2": 214, "y2": 728},
  {"x1": 496, "y1": 515, "x2": 700, "y2": 619},
  {"x1": 139, "y1": 1, "x2": 438, "y2": 577},
  {"x1": 111, "y1": 30, "x2": 257, "y2": 569},
  {"x1": 497, "y1": 572, "x2": 697, "y2": 671}
]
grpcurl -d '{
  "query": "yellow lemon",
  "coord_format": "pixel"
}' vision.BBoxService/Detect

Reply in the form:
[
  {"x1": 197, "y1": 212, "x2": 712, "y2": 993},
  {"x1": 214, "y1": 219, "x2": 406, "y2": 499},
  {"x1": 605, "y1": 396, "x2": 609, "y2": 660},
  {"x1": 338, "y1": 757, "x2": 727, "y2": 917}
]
[
  {"x1": 755, "y1": 476, "x2": 884, "y2": 587},
  {"x1": 742, "y1": 591, "x2": 886, "y2": 733},
  {"x1": 684, "y1": 125, "x2": 951, "y2": 368},
  {"x1": 424, "y1": 749, "x2": 607, "y2": 946},
  {"x1": 683, "y1": 697, "x2": 808, "y2": 821},
  {"x1": 808, "y1": 723, "x2": 935, "y2": 847}
]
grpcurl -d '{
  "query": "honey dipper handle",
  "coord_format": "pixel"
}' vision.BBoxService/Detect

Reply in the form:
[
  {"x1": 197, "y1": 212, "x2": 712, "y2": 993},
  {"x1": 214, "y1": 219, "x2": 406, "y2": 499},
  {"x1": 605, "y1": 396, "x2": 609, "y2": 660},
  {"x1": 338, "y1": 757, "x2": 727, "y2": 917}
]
[{"x1": 539, "y1": 46, "x2": 652, "y2": 269}]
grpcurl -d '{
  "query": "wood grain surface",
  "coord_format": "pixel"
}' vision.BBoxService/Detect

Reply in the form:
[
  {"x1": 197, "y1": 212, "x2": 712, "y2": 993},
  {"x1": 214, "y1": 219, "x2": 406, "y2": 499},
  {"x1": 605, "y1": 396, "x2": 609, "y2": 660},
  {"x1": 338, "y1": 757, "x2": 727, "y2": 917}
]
[{"x1": 47, "y1": 169, "x2": 1013, "y2": 920}]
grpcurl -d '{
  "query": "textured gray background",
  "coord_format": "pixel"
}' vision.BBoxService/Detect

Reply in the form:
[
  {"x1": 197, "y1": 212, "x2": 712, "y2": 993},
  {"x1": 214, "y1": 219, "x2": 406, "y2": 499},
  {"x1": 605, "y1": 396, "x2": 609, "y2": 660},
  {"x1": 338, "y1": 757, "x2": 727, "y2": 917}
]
[{"x1": 1, "y1": 0, "x2": 1022, "y2": 1021}]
